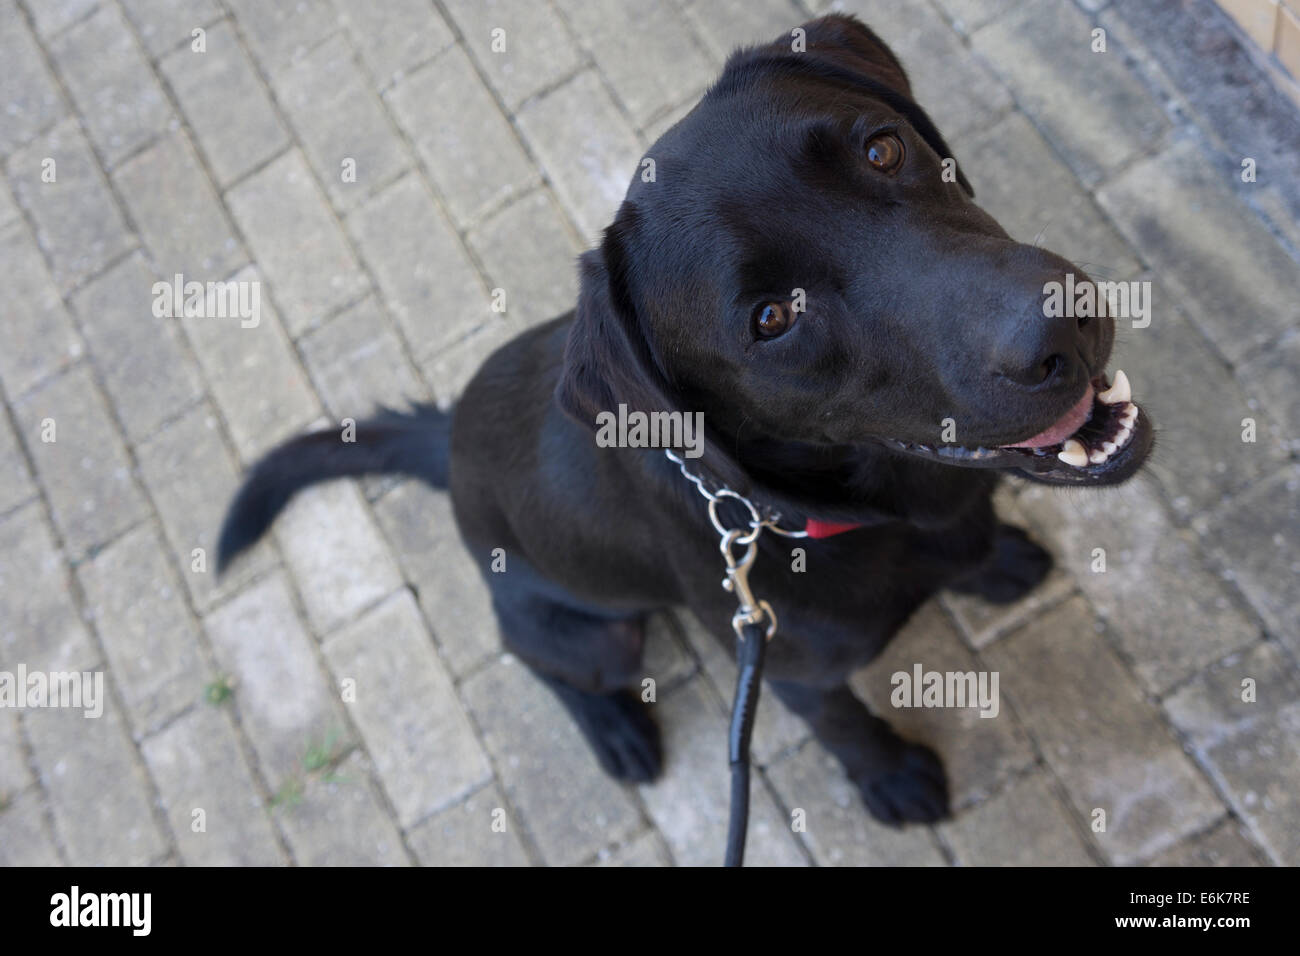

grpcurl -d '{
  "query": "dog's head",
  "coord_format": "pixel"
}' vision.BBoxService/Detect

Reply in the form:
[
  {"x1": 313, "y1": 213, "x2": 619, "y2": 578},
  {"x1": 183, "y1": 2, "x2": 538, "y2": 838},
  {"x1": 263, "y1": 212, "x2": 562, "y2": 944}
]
[{"x1": 557, "y1": 14, "x2": 1152, "y2": 505}]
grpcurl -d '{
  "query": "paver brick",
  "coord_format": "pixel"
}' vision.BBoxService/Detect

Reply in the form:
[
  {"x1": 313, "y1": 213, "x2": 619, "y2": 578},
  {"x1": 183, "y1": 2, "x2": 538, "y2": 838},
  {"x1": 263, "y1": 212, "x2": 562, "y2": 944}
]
[
  {"x1": 0, "y1": 0, "x2": 68, "y2": 155},
  {"x1": 1147, "y1": 818, "x2": 1267, "y2": 867},
  {"x1": 0, "y1": 711, "x2": 30, "y2": 795},
  {"x1": 12, "y1": 364, "x2": 148, "y2": 558},
  {"x1": 592, "y1": 829, "x2": 672, "y2": 866},
  {"x1": 984, "y1": 596, "x2": 1223, "y2": 864},
  {"x1": 385, "y1": 45, "x2": 537, "y2": 226},
  {"x1": 141, "y1": 703, "x2": 286, "y2": 865},
  {"x1": 441, "y1": 0, "x2": 582, "y2": 109},
  {"x1": 77, "y1": 522, "x2": 206, "y2": 736},
  {"x1": 23, "y1": 0, "x2": 97, "y2": 38},
  {"x1": 406, "y1": 782, "x2": 530, "y2": 866},
  {"x1": 939, "y1": 770, "x2": 1096, "y2": 866},
  {"x1": 48, "y1": 3, "x2": 172, "y2": 168},
  {"x1": 0, "y1": 222, "x2": 84, "y2": 397},
  {"x1": 158, "y1": 22, "x2": 290, "y2": 187},
  {"x1": 0, "y1": 788, "x2": 62, "y2": 866},
  {"x1": 224, "y1": 151, "x2": 369, "y2": 337},
  {"x1": 7, "y1": 118, "x2": 134, "y2": 291},
  {"x1": 222, "y1": 0, "x2": 338, "y2": 77},
  {"x1": 1163, "y1": 640, "x2": 1300, "y2": 751},
  {"x1": 69, "y1": 251, "x2": 205, "y2": 443},
  {"x1": 331, "y1": 0, "x2": 454, "y2": 87},
  {"x1": 118, "y1": 0, "x2": 220, "y2": 59},
  {"x1": 323, "y1": 591, "x2": 491, "y2": 825},
  {"x1": 113, "y1": 129, "x2": 243, "y2": 278}
]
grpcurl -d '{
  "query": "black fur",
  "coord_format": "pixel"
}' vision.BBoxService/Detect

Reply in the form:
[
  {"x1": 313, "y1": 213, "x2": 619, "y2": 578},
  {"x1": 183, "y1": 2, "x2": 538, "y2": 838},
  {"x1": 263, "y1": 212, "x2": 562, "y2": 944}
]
[{"x1": 218, "y1": 15, "x2": 1150, "y2": 826}]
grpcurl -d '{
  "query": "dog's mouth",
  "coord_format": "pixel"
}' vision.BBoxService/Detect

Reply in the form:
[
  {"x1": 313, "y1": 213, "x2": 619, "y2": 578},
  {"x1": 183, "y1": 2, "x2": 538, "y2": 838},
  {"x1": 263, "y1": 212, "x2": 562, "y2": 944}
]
[{"x1": 880, "y1": 370, "x2": 1152, "y2": 486}]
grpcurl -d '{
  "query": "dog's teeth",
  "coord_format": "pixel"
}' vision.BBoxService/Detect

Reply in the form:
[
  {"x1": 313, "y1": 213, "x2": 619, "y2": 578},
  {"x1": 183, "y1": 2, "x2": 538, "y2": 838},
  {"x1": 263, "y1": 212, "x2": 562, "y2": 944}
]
[
  {"x1": 1115, "y1": 425, "x2": 1132, "y2": 447},
  {"x1": 1120, "y1": 404, "x2": 1138, "y2": 428},
  {"x1": 1102, "y1": 441, "x2": 1118, "y2": 455},
  {"x1": 1098, "y1": 369, "x2": 1131, "y2": 405},
  {"x1": 1089, "y1": 448, "x2": 1108, "y2": 464},
  {"x1": 1058, "y1": 438, "x2": 1089, "y2": 467}
]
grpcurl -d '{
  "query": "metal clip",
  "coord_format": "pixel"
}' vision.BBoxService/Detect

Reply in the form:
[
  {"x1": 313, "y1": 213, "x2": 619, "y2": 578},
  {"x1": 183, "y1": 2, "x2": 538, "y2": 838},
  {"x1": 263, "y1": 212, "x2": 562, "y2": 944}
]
[{"x1": 720, "y1": 528, "x2": 776, "y2": 641}]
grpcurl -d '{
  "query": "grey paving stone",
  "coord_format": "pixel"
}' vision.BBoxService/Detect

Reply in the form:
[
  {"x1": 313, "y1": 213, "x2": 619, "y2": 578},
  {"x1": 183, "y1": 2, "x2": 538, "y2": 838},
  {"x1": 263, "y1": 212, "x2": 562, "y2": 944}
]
[
  {"x1": 203, "y1": 571, "x2": 354, "y2": 785},
  {"x1": 678, "y1": 609, "x2": 809, "y2": 765},
  {"x1": 643, "y1": 612, "x2": 697, "y2": 690},
  {"x1": 77, "y1": 522, "x2": 205, "y2": 736},
  {"x1": 766, "y1": 738, "x2": 946, "y2": 865},
  {"x1": 322, "y1": 590, "x2": 491, "y2": 826},
  {"x1": 13, "y1": 364, "x2": 148, "y2": 558},
  {"x1": 47, "y1": 3, "x2": 172, "y2": 168},
  {"x1": 952, "y1": 110, "x2": 1141, "y2": 280},
  {"x1": 158, "y1": 21, "x2": 290, "y2": 187},
  {"x1": 466, "y1": 189, "x2": 580, "y2": 329},
  {"x1": 0, "y1": 711, "x2": 30, "y2": 795},
  {"x1": 939, "y1": 770, "x2": 1096, "y2": 865},
  {"x1": 180, "y1": 264, "x2": 321, "y2": 462},
  {"x1": 347, "y1": 173, "x2": 490, "y2": 358},
  {"x1": 0, "y1": 502, "x2": 97, "y2": 673},
  {"x1": 1238, "y1": 330, "x2": 1300, "y2": 455},
  {"x1": 331, "y1": 0, "x2": 454, "y2": 87},
  {"x1": 69, "y1": 251, "x2": 204, "y2": 442},
  {"x1": 927, "y1": 0, "x2": 1019, "y2": 34},
  {"x1": 406, "y1": 782, "x2": 530, "y2": 866},
  {"x1": 984, "y1": 596, "x2": 1223, "y2": 864},
  {"x1": 23, "y1": 0, "x2": 97, "y2": 37},
  {"x1": 1163, "y1": 641, "x2": 1300, "y2": 752},
  {"x1": 141, "y1": 703, "x2": 286, "y2": 865},
  {"x1": 555, "y1": 0, "x2": 715, "y2": 127},
  {"x1": 832, "y1": 0, "x2": 1014, "y2": 140},
  {"x1": 1112, "y1": 283, "x2": 1288, "y2": 517},
  {"x1": 135, "y1": 401, "x2": 276, "y2": 611},
  {"x1": 684, "y1": 0, "x2": 803, "y2": 64},
  {"x1": 0, "y1": 181, "x2": 17, "y2": 229},
  {"x1": 640, "y1": 92, "x2": 705, "y2": 147},
  {"x1": 421, "y1": 315, "x2": 521, "y2": 408},
  {"x1": 1202, "y1": 700, "x2": 1300, "y2": 865},
  {"x1": 1203, "y1": 466, "x2": 1300, "y2": 654},
  {"x1": 442, "y1": 0, "x2": 582, "y2": 109},
  {"x1": 384, "y1": 45, "x2": 537, "y2": 226},
  {"x1": 223, "y1": 0, "x2": 338, "y2": 76},
  {"x1": 274, "y1": 34, "x2": 410, "y2": 212},
  {"x1": 516, "y1": 70, "x2": 642, "y2": 243},
  {"x1": 371, "y1": 482, "x2": 500, "y2": 678},
  {"x1": 0, "y1": 788, "x2": 62, "y2": 866},
  {"x1": 299, "y1": 296, "x2": 429, "y2": 419},
  {"x1": 638, "y1": 678, "x2": 807, "y2": 866},
  {"x1": 1147, "y1": 818, "x2": 1266, "y2": 867},
  {"x1": 118, "y1": 0, "x2": 220, "y2": 58},
  {"x1": 0, "y1": 0, "x2": 67, "y2": 155},
  {"x1": 0, "y1": 222, "x2": 84, "y2": 397},
  {"x1": 461, "y1": 654, "x2": 642, "y2": 866},
  {"x1": 113, "y1": 129, "x2": 243, "y2": 278},
  {"x1": 970, "y1": 1, "x2": 1168, "y2": 187},
  {"x1": 850, "y1": 603, "x2": 1038, "y2": 809},
  {"x1": 273, "y1": 476, "x2": 403, "y2": 636},
  {"x1": 7, "y1": 118, "x2": 134, "y2": 291},
  {"x1": 1015, "y1": 478, "x2": 1258, "y2": 695},
  {"x1": 0, "y1": 411, "x2": 36, "y2": 516},
  {"x1": 1096, "y1": 137, "x2": 1300, "y2": 363},
  {"x1": 273, "y1": 749, "x2": 409, "y2": 866},
  {"x1": 592, "y1": 828, "x2": 673, "y2": 866},
  {"x1": 225, "y1": 152, "x2": 369, "y2": 337},
  {"x1": 25, "y1": 701, "x2": 168, "y2": 866}
]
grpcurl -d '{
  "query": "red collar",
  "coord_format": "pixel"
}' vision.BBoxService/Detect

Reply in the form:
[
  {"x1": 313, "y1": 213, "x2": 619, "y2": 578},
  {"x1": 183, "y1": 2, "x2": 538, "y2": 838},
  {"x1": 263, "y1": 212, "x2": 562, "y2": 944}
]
[{"x1": 803, "y1": 519, "x2": 864, "y2": 538}]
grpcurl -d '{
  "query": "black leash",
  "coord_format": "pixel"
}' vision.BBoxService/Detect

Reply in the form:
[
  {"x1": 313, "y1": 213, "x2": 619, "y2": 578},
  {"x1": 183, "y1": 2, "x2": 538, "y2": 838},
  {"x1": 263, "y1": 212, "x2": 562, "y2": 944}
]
[
  {"x1": 725, "y1": 619, "x2": 768, "y2": 867},
  {"x1": 663, "y1": 450, "x2": 804, "y2": 867}
]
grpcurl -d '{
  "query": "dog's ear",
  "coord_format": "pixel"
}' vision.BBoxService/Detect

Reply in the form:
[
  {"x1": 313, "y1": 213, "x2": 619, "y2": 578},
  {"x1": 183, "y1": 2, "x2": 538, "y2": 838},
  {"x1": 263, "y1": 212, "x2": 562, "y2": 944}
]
[
  {"x1": 555, "y1": 202, "x2": 751, "y2": 490},
  {"x1": 783, "y1": 14, "x2": 975, "y2": 198}
]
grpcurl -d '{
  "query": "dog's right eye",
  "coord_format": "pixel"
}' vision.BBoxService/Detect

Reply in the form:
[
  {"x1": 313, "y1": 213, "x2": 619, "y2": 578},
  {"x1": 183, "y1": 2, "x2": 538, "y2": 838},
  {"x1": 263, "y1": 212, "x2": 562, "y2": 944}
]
[{"x1": 754, "y1": 302, "x2": 795, "y2": 338}]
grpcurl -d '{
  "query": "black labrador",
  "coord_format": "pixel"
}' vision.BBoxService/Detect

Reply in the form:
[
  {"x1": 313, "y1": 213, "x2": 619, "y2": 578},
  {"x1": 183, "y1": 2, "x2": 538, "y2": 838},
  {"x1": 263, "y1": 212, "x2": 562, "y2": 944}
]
[{"x1": 218, "y1": 15, "x2": 1153, "y2": 825}]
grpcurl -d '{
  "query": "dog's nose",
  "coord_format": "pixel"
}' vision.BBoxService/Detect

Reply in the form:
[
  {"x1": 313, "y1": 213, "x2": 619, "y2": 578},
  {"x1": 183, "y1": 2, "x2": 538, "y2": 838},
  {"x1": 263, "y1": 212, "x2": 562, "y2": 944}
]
[{"x1": 993, "y1": 267, "x2": 1100, "y2": 391}]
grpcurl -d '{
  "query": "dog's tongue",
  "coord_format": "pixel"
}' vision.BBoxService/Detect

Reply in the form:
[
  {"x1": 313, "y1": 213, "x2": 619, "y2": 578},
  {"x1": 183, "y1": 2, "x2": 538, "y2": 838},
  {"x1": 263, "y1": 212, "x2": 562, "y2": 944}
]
[{"x1": 1001, "y1": 385, "x2": 1095, "y2": 449}]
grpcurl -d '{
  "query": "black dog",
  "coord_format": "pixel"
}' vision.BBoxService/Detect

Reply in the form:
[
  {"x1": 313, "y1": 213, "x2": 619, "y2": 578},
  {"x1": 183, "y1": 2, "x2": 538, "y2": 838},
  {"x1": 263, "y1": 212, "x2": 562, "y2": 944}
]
[{"x1": 218, "y1": 15, "x2": 1152, "y2": 825}]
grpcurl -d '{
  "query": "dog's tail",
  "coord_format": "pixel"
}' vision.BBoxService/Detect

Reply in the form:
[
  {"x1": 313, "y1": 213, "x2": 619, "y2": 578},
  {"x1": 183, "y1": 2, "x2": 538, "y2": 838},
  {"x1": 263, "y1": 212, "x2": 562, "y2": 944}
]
[{"x1": 217, "y1": 403, "x2": 451, "y2": 574}]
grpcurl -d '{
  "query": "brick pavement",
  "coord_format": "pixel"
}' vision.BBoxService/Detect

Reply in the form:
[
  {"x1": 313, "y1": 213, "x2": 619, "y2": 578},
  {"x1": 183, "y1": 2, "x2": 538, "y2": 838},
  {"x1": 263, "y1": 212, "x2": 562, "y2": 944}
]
[{"x1": 0, "y1": 0, "x2": 1296, "y2": 866}]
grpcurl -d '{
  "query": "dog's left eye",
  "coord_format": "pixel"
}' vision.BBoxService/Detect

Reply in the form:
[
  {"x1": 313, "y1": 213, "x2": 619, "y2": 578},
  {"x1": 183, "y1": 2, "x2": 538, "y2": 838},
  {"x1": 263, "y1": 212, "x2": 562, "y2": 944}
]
[
  {"x1": 754, "y1": 302, "x2": 795, "y2": 338},
  {"x1": 865, "y1": 133, "x2": 905, "y2": 173}
]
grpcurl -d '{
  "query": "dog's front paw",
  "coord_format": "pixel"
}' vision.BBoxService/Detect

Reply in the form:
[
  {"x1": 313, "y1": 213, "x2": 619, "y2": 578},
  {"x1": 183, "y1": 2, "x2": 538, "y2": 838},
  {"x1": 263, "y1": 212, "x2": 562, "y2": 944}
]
[
  {"x1": 951, "y1": 523, "x2": 1052, "y2": 605},
  {"x1": 855, "y1": 742, "x2": 950, "y2": 825},
  {"x1": 583, "y1": 690, "x2": 663, "y2": 783}
]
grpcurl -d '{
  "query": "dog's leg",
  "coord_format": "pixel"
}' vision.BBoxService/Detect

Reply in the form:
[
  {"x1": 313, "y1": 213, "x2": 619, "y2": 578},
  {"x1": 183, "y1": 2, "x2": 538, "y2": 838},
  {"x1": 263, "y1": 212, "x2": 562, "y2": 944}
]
[
  {"x1": 946, "y1": 523, "x2": 1052, "y2": 604},
  {"x1": 491, "y1": 592, "x2": 661, "y2": 783},
  {"x1": 768, "y1": 679, "x2": 949, "y2": 825}
]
